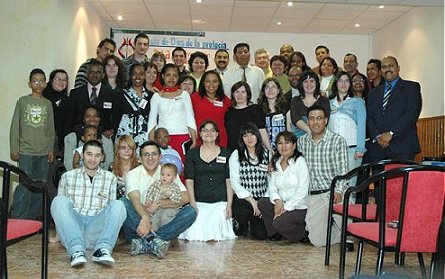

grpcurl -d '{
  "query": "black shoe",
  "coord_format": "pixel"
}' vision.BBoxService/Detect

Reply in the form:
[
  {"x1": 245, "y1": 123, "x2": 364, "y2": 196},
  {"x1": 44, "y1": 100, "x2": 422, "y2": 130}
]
[
  {"x1": 346, "y1": 240, "x2": 354, "y2": 252},
  {"x1": 300, "y1": 230, "x2": 310, "y2": 243},
  {"x1": 268, "y1": 233, "x2": 282, "y2": 241},
  {"x1": 232, "y1": 219, "x2": 247, "y2": 236},
  {"x1": 92, "y1": 248, "x2": 115, "y2": 266}
]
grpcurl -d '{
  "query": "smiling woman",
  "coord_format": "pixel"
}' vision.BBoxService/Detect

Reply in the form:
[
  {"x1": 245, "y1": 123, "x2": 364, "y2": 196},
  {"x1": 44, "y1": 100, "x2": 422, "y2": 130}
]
[{"x1": 112, "y1": 63, "x2": 154, "y2": 153}]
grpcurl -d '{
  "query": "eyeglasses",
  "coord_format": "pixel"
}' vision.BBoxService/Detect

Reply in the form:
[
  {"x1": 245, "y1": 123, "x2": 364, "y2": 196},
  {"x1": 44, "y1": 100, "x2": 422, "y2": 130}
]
[
  {"x1": 142, "y1": 152, "x2": 160, "y2": 158},
  {"x1": 353, "y1": 79, "x2": 365, "y2": 84},
  {"x1": 31, "y1": 80, "x2": 46, "y2": 85},
  {"x1": 54, "y1": 78, "x2": 67, "y2": 82},
  {"x1": 119, "y1": 145, "x2": 131, "y2": 151},
  {"x1": 338, "y1": 79, "x2": 350, "y2": 84}
]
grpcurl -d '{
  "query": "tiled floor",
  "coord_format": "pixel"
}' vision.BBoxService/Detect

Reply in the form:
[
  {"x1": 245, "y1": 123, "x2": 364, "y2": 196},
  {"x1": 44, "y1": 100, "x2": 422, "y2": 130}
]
[{"x1": 4, "y1": 231, "x2": 428, "y2": 279}]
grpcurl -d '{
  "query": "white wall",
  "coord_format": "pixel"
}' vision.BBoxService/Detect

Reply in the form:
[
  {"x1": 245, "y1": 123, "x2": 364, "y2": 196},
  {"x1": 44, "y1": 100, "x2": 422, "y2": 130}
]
[
  {"x1": 0, "y1": 0, "x2": 108, "y2": 164},
  {"x1": 372, "y1": 7, "x2": 444, "y2": 118}
]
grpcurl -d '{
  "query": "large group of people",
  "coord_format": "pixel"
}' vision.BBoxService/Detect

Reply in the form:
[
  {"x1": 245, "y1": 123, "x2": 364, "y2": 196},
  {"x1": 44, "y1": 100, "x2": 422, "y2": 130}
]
[{"x1": 9, "y1": 33, "x2": 422, "y2": 268}]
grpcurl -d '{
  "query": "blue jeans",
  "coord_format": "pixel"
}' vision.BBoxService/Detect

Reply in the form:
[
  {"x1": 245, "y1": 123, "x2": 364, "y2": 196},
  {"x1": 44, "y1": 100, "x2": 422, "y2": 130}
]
[
  {"x1": 120, "y1": 197, "x2": 197, "y2": 242},
  {"x1": 51, "y1": 196, "x2": 126, "y2": 257},
  {"x1": 10, "y1": 155, "x2": 49, "y2": 219}
]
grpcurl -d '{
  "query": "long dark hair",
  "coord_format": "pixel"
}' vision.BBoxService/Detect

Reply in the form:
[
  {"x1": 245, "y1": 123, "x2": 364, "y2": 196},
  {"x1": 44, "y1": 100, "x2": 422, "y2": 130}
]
[
  {"x1": 237, "y1": 122, "x2": 265, "y2": 164},
  {"x1": 331, "y1": 71, "x2": 354, "y2": 101},
  {"x1": 257, "y1": 77, "x2": 288, "y2": 114},
  {"x1": 198, "y1": 70, "x2": 225, "y2": 101},
  {"x1": 104, "y1": 54, "x2": 127, "y2": 89},
  {"x1": 271, "y1": 131, "x2": 301, "y2": 171}
]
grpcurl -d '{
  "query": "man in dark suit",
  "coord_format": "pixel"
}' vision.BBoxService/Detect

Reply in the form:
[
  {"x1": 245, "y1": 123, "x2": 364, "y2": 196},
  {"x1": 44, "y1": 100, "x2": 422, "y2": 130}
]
[
  {"x1": 68, "y1": 59, "x2": 115, "y2": 138},
  {"x1": 365, "y1": 56, "x2": 422, "y2": 161}
]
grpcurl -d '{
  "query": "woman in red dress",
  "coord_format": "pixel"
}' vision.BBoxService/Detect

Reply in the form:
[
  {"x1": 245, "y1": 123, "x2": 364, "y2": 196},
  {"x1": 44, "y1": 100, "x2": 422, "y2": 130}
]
[{"x1": 191, "y1": 70, "x2": 231, "y2": 147}]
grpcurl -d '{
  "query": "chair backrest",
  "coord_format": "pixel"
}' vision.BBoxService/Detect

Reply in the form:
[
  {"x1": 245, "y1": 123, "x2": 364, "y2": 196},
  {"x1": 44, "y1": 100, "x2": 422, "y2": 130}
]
[
  {"x1": 398, "y1": 168, "x2": 445, "y2": 252},
  {"x1": 384, "y1": 163, "x2": 412, "y2": 222}
]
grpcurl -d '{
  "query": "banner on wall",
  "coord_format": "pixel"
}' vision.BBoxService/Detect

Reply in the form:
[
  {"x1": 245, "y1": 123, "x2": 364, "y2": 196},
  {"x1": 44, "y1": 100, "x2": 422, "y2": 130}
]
[{"x1": 111, "y1": 29, "x2": 229, "y2": 69}]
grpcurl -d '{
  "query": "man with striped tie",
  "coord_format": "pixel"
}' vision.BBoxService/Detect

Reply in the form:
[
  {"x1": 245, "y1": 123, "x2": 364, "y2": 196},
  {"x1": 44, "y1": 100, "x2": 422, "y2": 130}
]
[{"x1": 365, "y1": 56, "x2": 422, "y2": 161}]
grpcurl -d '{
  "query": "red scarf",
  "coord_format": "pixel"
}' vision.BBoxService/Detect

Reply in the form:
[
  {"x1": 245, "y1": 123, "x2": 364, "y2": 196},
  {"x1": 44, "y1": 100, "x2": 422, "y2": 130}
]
[{"x1": 163, "y1": 86, "x2": 180, "y2": 92}]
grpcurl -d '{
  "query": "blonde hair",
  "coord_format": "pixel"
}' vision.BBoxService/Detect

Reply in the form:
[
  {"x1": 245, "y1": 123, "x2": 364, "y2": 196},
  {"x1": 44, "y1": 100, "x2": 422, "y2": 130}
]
[
  {"x1": 113, "y1": 135, "x2": 139, "y2": 177},
  {"x1": 161, "y1": 163, "x2": 178, "y2": 176}
]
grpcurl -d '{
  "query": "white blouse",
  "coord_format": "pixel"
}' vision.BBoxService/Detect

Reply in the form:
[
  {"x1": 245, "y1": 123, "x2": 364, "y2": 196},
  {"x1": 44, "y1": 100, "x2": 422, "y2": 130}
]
[
  {"x1": 147, "y1": 91, "x2": 197, "y2": 135},
  {"x1": 268, "y1": 156, "x2": 310, "y2": 211}
]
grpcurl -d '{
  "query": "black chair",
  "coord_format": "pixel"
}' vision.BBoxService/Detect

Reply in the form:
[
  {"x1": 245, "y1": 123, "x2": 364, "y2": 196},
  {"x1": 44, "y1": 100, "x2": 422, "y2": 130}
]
[
  {"x1": 0, "y1": 161, "x2": 49, "y2": 279},
  {"x1": 325, "y1": 159, "x2": 418, "y2": 266}
]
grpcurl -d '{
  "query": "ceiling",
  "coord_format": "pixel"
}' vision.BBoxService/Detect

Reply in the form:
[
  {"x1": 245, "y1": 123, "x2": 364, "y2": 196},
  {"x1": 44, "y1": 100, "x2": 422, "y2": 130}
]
[{"x1": 86, "y1": 0, "x2": 443, "y2": 35}]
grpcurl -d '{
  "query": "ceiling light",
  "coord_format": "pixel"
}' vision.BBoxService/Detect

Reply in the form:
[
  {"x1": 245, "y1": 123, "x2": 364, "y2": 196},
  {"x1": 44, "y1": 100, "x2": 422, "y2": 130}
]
[
  {"x1": 277, "y1": 21, "x2": 282, "y2": 25},
  {"x1": 287, "y1": 1, "x2": 293, "y2": 7},
  {"x1": 192, "y1": 18, "x2": 205, "y2": 24},
  {"x1": 378, "y1": 5, "x2": 385, "y2": 9},
  {"x1": 355, "y1": 23, "x2": 360, "y2": 27},
  {"x1": 196, "y1": 0, "x2": 202, "y2": 3},
  {"x1": 117, "y1": 15, "x2": 123, "y2": 21}
]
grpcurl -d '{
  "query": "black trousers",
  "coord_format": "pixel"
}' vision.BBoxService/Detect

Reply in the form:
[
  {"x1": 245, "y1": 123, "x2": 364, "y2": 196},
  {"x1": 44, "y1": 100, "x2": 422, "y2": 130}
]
[{"x1": 232, "y1": 197, "x2": 267, "y2": 240}]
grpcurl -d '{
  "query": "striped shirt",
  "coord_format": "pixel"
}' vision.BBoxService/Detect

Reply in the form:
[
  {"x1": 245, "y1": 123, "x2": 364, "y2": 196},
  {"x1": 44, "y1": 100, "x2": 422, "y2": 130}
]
[
  {"x1": 57, "y1": 167, "x2": 117, "y2": 216},
  {"x1": 297, "y1": 129, "x2": 348, "y2": 194}
]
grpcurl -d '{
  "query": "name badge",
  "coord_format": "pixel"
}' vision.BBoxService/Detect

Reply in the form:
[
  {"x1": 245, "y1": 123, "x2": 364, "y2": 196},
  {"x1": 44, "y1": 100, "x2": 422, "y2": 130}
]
[
  {"x1": 174, "y1": 96, "x2": 183, "y2": 101},
  {"x1": 216, "y1": 156, "x2": 226, "y2": 164},
  {"x1": 213, "y1": 100, "x2": 223, "y2": 107},
  {"x1": 103, "y1": 102, "x2": 112, "y2": 109},
  {"x1": 258, "y1": 164, "x2": 269, "y2": 171},
  {"x1": 272, "y1": 114, "x2": 284, "y2": 121},
  {"x1": 139, "y1": 99, "x2": 148, "y2": 109}
]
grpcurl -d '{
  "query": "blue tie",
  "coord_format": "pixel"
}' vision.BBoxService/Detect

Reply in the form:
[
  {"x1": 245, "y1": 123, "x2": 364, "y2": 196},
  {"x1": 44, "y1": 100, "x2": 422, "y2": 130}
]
[{"x1": 382, "y1": 83, "x2": 392, "y2": 112}]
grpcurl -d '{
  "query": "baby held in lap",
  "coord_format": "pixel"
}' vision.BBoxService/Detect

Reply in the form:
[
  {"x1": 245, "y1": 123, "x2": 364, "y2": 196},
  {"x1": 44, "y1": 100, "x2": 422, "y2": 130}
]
[{"x1": 144, "y1": 163, "x2": 182, "y2": 230}]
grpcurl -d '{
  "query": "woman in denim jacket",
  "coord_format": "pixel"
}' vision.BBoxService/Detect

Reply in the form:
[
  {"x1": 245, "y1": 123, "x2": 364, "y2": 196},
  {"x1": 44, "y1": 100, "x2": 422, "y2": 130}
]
[{"x1": 328, "y1": 71, "x2": 366, "y2": 189}]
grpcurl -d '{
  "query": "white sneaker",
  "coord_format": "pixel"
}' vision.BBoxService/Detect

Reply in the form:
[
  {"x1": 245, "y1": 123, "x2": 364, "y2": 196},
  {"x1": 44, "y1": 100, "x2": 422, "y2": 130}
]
[
  {"x1": 92, "y1": 248, "x2": 115, "y2": 266},
  {"x1": 70, "y1": 251, "x2": 87, "y2": 267}
]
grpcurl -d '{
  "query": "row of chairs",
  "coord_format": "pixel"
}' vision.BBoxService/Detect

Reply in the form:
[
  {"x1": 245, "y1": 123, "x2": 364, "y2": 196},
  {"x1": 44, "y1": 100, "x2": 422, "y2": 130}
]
[
  {"x1": 324, "y1": 159, "x2": 445, "y2": 279},
  {"x1": 0, "y1": 159, "x2": 443, "y2": 278}
]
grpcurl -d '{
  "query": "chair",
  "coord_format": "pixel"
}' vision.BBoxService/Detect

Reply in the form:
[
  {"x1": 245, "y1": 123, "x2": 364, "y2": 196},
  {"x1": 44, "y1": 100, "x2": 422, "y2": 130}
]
[
  {"x1": 0, "y1": 161, "x2": 49, "y2": 279},
  {"x1": 325, "y1": 159, "x2": 418, "y2": 266},
  {"x1": 338, "y1": 165, "x2": 445, "y2": 279}
]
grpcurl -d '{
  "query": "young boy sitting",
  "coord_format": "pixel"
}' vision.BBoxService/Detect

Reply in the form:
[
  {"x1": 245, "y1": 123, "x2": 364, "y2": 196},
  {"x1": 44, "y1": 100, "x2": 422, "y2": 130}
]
[
  {"x1": 9, "y1": 68, "x2": 55, "y2": 219},
  {"x1": 72, "y1": 125, "x2": 98, "y2": 169}
]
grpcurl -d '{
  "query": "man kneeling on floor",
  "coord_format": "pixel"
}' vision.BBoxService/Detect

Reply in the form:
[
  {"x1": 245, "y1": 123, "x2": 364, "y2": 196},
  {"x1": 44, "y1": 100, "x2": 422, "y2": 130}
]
[
  {"x1": 51, "y1": 140, "x2": 127, "y2": 267},
  {"x1": 120, "y1": 141, "x2": 197, "y2": 258}
]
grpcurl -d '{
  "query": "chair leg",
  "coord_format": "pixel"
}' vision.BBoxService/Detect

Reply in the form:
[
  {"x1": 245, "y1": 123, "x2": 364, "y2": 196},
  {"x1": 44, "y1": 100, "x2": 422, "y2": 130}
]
[
  {"x1": 325, "y1": 216, "x2": 333, "y2": 266},
  {"x1": 339, "y1": 231, "x2": 348, "y2": 279},
  {"x1": 397, "y1": 252, "x2": 405, "y2": 266},
  {"x1": 1, "y1": 249, "x2": 7, "y2": 279},
  {"x1": 354, "y1": 241, "x2": 364, "y2": 275},
  {"x1": 418, "y1": 253, "x2": 427, "y2": 279},
  {"x1": 429, "y1": 253, "x2": 436, "y2": 279},
  {"x1": 376, "y1": 249, "x2": 385, "y2": 275}
]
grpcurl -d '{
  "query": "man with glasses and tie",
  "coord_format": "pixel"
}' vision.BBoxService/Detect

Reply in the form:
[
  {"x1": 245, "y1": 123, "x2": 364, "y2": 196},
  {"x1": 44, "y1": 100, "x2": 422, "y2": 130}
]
[
  {"x1": 120, "y1": 141, "x2": 197, "y2": 258},
  {"x1": 67, "y1": 59, "x2": 115, "y2": 138},
  {"x1": 365, "y1": 56, "x2": 422, "y2": 161}
]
